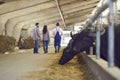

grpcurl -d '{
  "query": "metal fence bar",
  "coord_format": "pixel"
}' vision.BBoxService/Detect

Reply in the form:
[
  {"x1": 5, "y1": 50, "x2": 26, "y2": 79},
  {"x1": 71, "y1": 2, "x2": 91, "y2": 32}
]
[
  {"x1": 96, "y1": 17, "x2": 101, "y2": 59},
  {"x1": 108, "y1": 0, "x2": 115, "y2": 67}
]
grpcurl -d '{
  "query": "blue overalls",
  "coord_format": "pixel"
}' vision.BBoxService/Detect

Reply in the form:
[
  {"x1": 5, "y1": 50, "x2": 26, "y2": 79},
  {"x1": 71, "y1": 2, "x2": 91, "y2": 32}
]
[{"x1": 54, "y1": 30, "x2": 61, "y2": 53}]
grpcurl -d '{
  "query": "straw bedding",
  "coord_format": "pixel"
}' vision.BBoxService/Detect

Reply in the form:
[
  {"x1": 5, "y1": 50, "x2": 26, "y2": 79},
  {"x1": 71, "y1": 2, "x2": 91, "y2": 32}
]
[{"x1": 22, "y1": 49, "x2": 97, "y2": 80}]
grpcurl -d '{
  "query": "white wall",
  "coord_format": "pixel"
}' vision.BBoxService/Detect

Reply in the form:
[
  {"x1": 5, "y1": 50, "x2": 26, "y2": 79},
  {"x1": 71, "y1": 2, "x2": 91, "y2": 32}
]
[{"x1": 61, "y1": 31, "x2": 71, "y2": 46}]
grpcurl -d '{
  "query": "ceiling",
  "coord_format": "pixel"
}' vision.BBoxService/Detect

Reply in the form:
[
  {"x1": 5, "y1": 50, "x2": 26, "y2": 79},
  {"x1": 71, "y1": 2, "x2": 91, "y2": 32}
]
[{"x1": 0, "y1": 0, "x2": 119, "y2": 41}]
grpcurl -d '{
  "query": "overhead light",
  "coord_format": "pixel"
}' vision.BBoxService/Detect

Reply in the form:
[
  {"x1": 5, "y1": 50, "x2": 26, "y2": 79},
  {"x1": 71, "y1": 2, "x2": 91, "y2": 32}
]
[{"x1": 117, "y1": 0, "x2": 120, "y2": 7}]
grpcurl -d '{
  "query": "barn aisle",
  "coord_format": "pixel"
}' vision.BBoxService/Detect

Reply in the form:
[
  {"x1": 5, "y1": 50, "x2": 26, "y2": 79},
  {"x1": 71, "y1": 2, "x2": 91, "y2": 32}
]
[{"x1": 0, "y1": 47, "x2": 97, "y2": 80}]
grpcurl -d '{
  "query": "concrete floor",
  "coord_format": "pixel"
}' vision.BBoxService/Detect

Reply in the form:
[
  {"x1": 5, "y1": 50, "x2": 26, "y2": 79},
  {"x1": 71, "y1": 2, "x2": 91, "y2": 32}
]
[
  {"x1": 0, "y1": 46, "x2": 99, "y2": 80},
  {"x1": 0, "y1": 47, "x2": 54, "y2": 80}
]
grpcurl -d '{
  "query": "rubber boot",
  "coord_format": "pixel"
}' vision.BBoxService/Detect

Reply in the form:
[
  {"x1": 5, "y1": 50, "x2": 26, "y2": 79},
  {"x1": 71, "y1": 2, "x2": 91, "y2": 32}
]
[
  {"x1": 55, "y1": 46, "x2": 57, "y2": 53},
  {"x1": 46, "y1": 47, "x2": 48, "y2": 53},
  {"x1": 44, "y1": 48, "x2": 46, "y2": 53},
  {"x1": 58, "y1": 46, "x2": 60, "y2": 53}
]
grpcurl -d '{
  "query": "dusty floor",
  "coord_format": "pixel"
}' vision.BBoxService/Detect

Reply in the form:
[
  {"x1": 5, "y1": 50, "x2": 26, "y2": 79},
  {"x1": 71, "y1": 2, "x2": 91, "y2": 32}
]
[{"x1": 0, "y1": 47, "x2": 96, "y2": 80}]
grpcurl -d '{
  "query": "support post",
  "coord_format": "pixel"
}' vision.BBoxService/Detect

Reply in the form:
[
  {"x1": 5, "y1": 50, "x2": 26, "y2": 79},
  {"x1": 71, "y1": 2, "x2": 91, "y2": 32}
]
[
  {"x1": 108, "y1": 0, "x2": 115, "y2": 67},
  {"x1": 96, "y1": 17, "x2": 101, "y2": 59},
  {"x1": 90, "y1": 47, "x2": 93, "y2": 55},
  {"x1": 55, "y1": 0, "x2": 67, "y2": 28}
]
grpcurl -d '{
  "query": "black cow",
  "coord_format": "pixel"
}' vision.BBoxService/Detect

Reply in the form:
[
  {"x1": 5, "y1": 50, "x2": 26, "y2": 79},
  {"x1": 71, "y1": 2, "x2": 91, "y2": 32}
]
[
  {"x1": 59, "y1": 24, "x2": 120, "y2": 68},
  {"x1": 59, "y1": 29, "x2": 94, "y2": 65}
]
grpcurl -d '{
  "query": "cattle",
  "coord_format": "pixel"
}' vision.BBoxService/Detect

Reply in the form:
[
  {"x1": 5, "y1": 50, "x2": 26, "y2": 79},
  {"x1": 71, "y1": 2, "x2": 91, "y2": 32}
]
[
  {"x1": 59, "y1": 24, "x2": 120, "y2": 68},
  {"x1": 59, "y1": 29, "x2": 94, "y2": 65}
]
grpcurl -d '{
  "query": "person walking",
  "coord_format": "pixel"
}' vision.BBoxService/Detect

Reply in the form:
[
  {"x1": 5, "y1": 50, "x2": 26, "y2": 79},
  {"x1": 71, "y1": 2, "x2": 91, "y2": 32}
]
[
  {"x1": 53, "y1": 22, "x2": 63, "y2": 53},
  {"x1": 32, "y1": 23, "x2": 41, "y2": 53},
  {"x1": 42, "y1": 25, "x2": 50, "y2": 53}
]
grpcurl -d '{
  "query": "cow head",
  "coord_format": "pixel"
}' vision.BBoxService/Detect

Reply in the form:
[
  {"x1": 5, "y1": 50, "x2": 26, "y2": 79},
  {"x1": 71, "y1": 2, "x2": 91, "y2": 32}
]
[{"x1": 59, "y1": 30, "x2": 94, "y2": 65}]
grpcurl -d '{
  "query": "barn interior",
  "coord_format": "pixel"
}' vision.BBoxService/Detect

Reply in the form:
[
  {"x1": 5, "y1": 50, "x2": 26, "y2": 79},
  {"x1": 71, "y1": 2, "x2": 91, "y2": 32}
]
[{"x1": 0, "y1": 0, "x2": 120, "y2": 80}]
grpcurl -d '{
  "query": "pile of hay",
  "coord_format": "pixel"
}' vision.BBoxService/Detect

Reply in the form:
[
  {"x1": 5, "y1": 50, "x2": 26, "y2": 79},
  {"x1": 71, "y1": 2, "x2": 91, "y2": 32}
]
[{"x1": 23, "y1": 50, "x2": 96, "y2": 80}]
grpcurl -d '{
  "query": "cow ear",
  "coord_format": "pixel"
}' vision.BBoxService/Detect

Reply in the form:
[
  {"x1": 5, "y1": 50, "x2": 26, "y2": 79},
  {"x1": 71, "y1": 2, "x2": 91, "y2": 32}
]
[{"x1": 70, "y1": 31, "x2": 73, "y2": 38}]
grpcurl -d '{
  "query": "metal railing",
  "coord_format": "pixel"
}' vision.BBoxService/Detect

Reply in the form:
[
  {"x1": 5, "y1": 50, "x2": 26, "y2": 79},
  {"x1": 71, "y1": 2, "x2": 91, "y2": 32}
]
[{"x1": 86, "y1": 0, "x2": 117, "y2": 67}]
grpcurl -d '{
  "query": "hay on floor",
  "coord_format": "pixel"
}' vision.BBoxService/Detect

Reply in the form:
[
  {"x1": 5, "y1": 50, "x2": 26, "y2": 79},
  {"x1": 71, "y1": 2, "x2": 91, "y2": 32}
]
[{"x1": 22, "y1": 49, "x2": 96, "y2": 80}]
